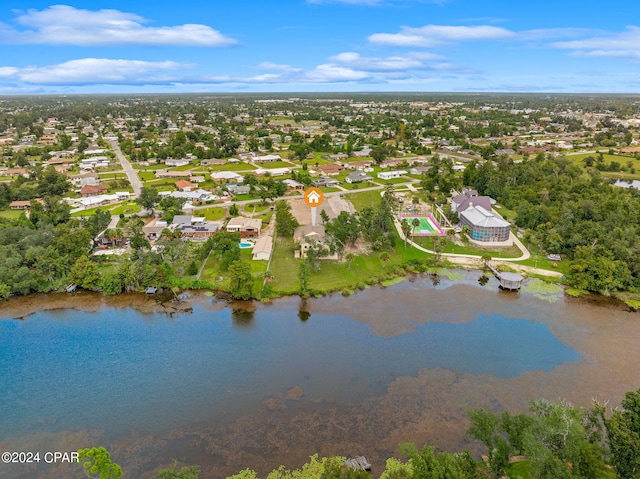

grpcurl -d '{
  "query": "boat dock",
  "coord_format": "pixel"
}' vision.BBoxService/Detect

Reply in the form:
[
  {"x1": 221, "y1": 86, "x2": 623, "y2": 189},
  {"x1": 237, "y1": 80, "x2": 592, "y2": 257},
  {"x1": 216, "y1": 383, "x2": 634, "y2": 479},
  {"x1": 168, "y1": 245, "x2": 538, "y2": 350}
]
[{"x1": 487, "y1": 263, "x2": 524, "y2": 290}]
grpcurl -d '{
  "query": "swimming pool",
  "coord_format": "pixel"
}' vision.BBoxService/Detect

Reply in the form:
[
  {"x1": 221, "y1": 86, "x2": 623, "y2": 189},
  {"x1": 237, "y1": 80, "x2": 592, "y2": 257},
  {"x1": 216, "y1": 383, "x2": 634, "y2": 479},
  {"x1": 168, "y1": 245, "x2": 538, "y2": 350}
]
[{"x1": 238, "y1": 241, "x2": 254, "y2": 249}]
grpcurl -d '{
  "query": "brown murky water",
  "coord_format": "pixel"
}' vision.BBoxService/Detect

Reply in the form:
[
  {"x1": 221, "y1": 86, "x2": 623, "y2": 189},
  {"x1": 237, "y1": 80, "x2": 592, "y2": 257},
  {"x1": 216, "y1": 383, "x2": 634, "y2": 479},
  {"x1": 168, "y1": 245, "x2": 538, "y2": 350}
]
[{"x1": 1, "y1": 272, "x2": 639, "y2": 479}]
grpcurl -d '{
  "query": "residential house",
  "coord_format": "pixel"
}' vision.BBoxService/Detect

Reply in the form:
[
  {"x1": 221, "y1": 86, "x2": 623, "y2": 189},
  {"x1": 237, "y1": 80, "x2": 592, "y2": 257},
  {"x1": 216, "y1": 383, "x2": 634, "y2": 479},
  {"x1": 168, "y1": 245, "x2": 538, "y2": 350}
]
[
  {"x1": 228, "y1": 184, "x2": 251, "y2": 195},
  {"x1": 342, "y1": 160, "x2": 373, "y2": 170},
  {"x1": 143, "y1": 219, "x2": 168, "y2": 240},
  {"x1": 71, "y1": 172, "x2": 100, "y2": 187},
  {"x1": 165, "y1": 158, "x2": 191, "y2": 167},
  {"x1": 345, "y1": 171, "x2": 372, "y2": 184},
  {"x1": 226, "y1": 216, "x2": 262, "y2": 239},
  {"x1": 171, "y1": 215, "x2": 222, "y2": 241},
  {"x1": 9, "y1": 198, "x2": 45, "y2": 210},
  {"x1": 211, "y1": 171, "x2": 244, "y2": 182},
  {"x1": 254, "y1": 154, "x2": 281, "y2": 163},
  {"x1": 255, "y1": 167, "x2": 290, "y2": 176},
  {"x1": 175, "y1": 180, "x2": 196, "y2": 192},
  {"x1": 3, "y1": 168, "x2": 29, "y2": 178},
  {"x1": 80, "y1": 184, "x2": 108, "y2": 197},
  {"x1": 283, "y1": 179, "x2": 304, "y2": 190},
  {"x1": 311, "y1": 176, "x2": 340, "y2": 187},
  {"x1": 377, "y1": 170, "x2": 407, "y2": 180},
  {"x1": 293, "y1": 224, "x2": 338, "y2": 260},
  {"x1": 318, "y1": 163, "x2": 344, "y2": 176},
  {"x1": 156, "y1": 170, "x2": 192, "y2": 179},
  {"x1": 451, "y1": 188, "x2": 493, "y2": 213},
  {"x1": 115, "y1": 192, "x2": 131, "y2": 201},
  {"x1": 201, "y1": 158, "x2": 226, "y2": 166},
  {"x1": 252, "y1": 236, "x2": 273, "y2": 261},
  {"x1": 409, "y1": 166, "x2": 430, "y2": 175}
]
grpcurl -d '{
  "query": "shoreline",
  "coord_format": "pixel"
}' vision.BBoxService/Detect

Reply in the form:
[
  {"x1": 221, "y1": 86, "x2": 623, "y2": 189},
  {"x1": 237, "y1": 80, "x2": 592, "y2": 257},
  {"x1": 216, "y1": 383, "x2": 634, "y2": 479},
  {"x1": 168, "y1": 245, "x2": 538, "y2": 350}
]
[{"x1": 0, "y1": 263, "x2": 633, "y2": 321}]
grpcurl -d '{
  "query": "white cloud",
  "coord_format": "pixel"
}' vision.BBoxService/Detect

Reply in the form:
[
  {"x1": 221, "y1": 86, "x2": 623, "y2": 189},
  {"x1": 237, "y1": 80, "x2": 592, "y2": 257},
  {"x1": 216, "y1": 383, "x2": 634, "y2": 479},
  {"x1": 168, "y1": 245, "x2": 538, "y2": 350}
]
[
  {"x1": 256, "y1": 62, "x2": 302, "y2": 72},
  {"x1": 3, "y1": 58, "x2": 187, "y2": 85},
  {"x1": 304, "y1": 64, "x2": 372, "y2": 82},
  {"x1": 369, "y1": 24, "x2": 514, "y2": 47},
  {"x1": 551, "y1": 26, "x2": 640, "y2": 61},
  {"x1": 328, "y1": 51, "x2": 441, "y2": 70},
  {"x1": 0, "y1": 5, "x2": 236, "y2": 46}
]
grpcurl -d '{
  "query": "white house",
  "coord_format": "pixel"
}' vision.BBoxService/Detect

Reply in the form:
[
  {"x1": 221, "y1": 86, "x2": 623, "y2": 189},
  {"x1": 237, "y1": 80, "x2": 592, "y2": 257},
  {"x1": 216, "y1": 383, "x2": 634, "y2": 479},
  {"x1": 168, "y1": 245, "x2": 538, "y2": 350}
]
[
  {"x1": 165, "y1": 158, "x2": 191, "y2": 167},
  {"x1": 254, "y1": 154, "x2": 281, "y2": 163},
  {"x1": 255, "y1": 167, "x2": 290, "y2": 176},
  {"x1": 211, "y1": 171, "x2": 244, "y2": 182},
  {"x1": 377, "y1": 170, "x2": 407, "y2": 180},
  {"x1": 252, "y1": 236, "x2": 273, "y2": 261}
]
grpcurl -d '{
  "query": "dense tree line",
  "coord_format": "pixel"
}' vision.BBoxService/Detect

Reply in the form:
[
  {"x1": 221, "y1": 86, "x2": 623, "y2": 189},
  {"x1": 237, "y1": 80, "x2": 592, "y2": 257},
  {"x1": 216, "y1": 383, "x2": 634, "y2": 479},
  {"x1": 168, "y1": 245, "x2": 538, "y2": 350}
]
[{"x1": 463, "y1": 155, "x2": 640, "y2": 294}]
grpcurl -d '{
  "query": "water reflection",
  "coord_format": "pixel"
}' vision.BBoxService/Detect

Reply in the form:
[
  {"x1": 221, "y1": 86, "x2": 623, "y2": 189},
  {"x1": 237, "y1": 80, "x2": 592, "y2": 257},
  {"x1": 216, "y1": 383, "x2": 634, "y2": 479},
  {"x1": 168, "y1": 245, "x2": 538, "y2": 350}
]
[
  {"x1": 231, "y1": 310, "x2": 255, "y2": 328},
  {"x1": 298, "y1": 298, "x2": 311, "y2": 322}
]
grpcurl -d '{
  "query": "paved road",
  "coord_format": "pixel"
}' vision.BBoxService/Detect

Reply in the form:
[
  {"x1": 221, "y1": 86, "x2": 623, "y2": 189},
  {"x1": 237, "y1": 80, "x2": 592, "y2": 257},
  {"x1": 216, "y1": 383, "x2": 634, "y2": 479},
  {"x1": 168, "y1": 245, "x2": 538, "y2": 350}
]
[{"x1": 107, "y1": 139, "x2": 143, "y2": 197}]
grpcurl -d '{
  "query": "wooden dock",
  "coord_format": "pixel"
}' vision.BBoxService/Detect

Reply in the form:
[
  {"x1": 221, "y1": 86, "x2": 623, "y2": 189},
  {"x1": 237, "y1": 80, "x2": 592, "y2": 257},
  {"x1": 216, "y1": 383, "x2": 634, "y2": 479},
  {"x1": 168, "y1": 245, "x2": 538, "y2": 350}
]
[{"x1": 487, "y1": 263, "x2": 523, "y2": 290}]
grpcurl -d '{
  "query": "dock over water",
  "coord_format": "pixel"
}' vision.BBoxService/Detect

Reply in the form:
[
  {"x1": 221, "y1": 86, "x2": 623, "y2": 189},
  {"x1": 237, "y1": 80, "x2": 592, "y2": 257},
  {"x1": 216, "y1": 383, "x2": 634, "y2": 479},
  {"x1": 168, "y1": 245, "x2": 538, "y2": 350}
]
[{"x1": 487, "y1": 263, "x2": 524, "y2": 290}]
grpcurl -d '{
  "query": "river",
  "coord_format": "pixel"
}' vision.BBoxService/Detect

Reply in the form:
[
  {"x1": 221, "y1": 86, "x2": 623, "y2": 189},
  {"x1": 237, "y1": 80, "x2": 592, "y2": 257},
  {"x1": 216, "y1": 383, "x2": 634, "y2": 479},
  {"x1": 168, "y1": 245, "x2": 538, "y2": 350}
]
[{"x1": 1, "y1": 270, "x2": 639, "y2": 479}]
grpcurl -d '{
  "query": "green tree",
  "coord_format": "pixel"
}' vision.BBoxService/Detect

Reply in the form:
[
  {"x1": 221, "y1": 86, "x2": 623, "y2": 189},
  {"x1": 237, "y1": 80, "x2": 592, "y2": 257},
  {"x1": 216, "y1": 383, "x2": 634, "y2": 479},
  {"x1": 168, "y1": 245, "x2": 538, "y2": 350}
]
[
  {"x1": 154, "y1": 462, "x2": 200, "y2": 479},
  {"x1": 229, "y1": 203, "x2": 239, "y2": 217},
  {"x1": 298, "y1": 260, "x2": 311, "y2": 294},
  {"x1": 77, "y1": 447, "x2": 122, "y2": 479},
  {"x1": 136, "y1": 186, "x2": 160, "y2": 213},
  {"x1": 401, "y1": 219, "x2": 411, "y2": 249},
  {"x1": 603, "y1": 388, "x2": 640, "y2": 479},
  {"x1": 275, "y1": 200, "x2": 299, "y2": 237},
  {"x1": 69, "y1": 256, "x2": 101, "y2": 290},
  {"x1": 186, "y1": 260, "x2": 199, "y2": 276},
  {"x1": 228, "y1": 260, "x2": 253, "y2": 299}
]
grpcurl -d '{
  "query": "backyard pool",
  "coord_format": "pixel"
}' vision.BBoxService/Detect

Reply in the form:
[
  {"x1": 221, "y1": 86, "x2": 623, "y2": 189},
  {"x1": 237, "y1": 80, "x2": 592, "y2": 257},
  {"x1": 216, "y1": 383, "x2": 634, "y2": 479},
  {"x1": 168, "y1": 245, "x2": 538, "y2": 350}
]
[{"x1": 239, "y1": 241, "x2": 254, "y2": 249}]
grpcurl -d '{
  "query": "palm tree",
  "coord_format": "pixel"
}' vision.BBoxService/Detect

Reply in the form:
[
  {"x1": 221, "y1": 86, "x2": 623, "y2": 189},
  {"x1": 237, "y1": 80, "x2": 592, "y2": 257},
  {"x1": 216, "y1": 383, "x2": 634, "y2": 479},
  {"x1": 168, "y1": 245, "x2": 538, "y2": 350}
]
[
  {"x1": 103, "y1": 228, "x2": 115, "y2": 246},
  {"x1": 412, "y1": 217, "x2": 421, "y2": 234},
  {"x1": 345, "y1": 253, "x2": 355, "y2": 270},
  {"x1": 113, "y1": 228, "x2": 125, "y2": 246},
  {"x1": 379, "y1": 251, "x2": 390, "y2": 268},
  {"x1": 400, "y1": 219, "x2": 411, "y2": 249}
]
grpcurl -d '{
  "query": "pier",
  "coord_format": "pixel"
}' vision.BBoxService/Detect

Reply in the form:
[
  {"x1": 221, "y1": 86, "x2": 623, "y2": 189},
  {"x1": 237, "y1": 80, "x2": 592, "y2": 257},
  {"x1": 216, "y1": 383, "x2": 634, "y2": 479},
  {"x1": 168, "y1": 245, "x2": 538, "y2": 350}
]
[{"x1": 487, "y1": 263, "x2": 524, "y2": 290}]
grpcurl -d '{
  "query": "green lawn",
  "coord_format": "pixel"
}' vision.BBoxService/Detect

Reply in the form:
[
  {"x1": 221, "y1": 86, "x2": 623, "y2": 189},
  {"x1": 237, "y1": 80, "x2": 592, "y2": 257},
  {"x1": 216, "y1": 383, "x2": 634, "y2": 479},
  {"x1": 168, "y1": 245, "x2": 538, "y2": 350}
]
[
  {"x1": 339, "y1": 181, "x2": 376, "y2": 190},
  {"x1": 244, "y1": 203, "x2": 269, "y2": 213},
  {"x1": 269, "y1": 232, "x2": 431, "y2": 295},
  {"x1": 255, "y1": 161, "x2": 294, "y2": 169},
  {"x1": 110, "y1": 202, "x2": 141, "y2": 215},
  {"x1": 346, "y1": 189, "x2": 383, "y2": 211},
  {"x1": 255, "y1": 210, "x2": 274, "y2": 226},
  {"x1": 376, "y1": 176, "x2": 411, "y2": 185},
  {"x1": 200, "y1": 249, "x2": 267, "y2": 297},
  {"x1": 133, "y1": 163, "x2": 167, "y2": 170},
  {"x1": 411, "y1": 235, "x2": 524, "y2": 258},
  {"x1": 98, "y1": 172, "x2": 126, "y2": 179},
  {"x1": 199, "y1": 206, "x2": 226, "y2": 221},
  {"x1": 138, "y1": 171, "x2": 156, "y2": 181},
  {"x1": 0, "y1": 209, "x2": 24, "y2": 219},
  {"x1": 71, "y1": 205, "x2": 113, "y2": 217},
  {"x1": 567, "y1": 152, "x2": 640, "y2": 179}
]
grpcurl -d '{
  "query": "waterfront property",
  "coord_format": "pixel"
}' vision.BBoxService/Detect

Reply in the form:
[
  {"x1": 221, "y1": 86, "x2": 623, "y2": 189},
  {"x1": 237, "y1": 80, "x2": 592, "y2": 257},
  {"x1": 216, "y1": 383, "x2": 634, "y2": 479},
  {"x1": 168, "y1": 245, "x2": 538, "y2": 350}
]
[{"x1": 458, "y1": 205, "x2": 511, "y2": 243}]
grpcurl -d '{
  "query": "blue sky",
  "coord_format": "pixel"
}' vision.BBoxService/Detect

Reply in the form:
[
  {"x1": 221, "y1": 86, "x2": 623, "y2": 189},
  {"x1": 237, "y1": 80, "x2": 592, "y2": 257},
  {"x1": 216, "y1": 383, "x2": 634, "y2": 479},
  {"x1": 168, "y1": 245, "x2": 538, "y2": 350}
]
[{"x1": 0, "y1": 0, "x2": 638, "y2": 94}]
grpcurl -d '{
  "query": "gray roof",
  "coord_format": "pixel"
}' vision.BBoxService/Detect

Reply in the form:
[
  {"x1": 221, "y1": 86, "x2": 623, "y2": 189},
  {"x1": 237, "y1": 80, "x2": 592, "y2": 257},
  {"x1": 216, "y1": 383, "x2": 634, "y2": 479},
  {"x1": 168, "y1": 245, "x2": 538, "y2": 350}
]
[
  {"x1": 453, "y1": 195, "x2": 492, "y2": 212},
  {"x1": 172, "y1": 215, "x2": 193, "y2": 226},
  {"x1": 459, "y1": 205, "x2": 510, "y2": 228}
]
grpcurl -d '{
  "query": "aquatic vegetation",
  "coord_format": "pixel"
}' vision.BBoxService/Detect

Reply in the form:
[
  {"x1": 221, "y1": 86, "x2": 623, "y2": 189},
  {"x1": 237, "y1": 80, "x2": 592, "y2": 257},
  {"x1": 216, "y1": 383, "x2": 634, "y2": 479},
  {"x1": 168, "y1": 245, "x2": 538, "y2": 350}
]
[{"x1": 521, "y1": 279, "x2": 564, "y2": 302}]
